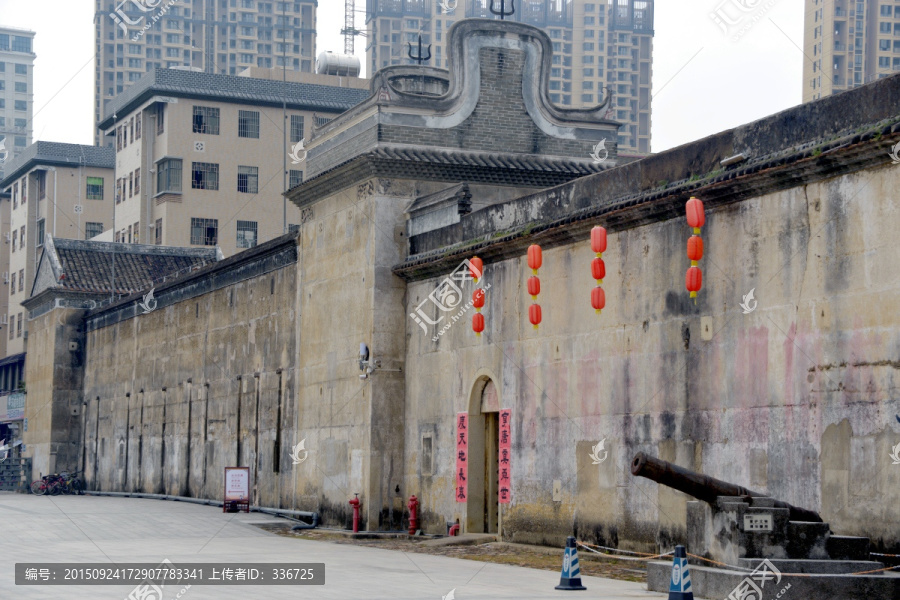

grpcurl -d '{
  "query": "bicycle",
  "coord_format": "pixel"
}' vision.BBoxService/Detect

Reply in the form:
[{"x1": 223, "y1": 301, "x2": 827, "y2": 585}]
[
  {"x1": 30, "y1": 474, "x2": 57, "y2": 496},
  {"x1": 61, "y1": 471, "x2": 85, "y2": 495}
]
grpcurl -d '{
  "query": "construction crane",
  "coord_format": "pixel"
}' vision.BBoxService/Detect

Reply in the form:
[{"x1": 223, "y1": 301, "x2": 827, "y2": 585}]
[{"x1": 341, "y1": 0, "x2": 365, "y2": 55}]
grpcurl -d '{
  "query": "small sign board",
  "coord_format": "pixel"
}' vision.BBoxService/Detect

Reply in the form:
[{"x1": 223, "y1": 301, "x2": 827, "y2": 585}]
[{"x1": 223, "y1": 467, "x2": 250, "y2": 513}]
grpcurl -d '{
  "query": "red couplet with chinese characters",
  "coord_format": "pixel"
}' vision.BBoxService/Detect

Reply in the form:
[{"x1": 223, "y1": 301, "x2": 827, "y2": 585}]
[
  {"x1": 498, "y1": 409, "x2": 512, "y2": 504},
  {"x1": 456, "y1": 413, "x2": 468, "y2": 503}
]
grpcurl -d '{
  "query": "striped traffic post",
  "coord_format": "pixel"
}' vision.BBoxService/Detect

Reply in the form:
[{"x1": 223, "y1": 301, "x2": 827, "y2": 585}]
[
  {"x1": 554, "y1": 536, "x2": 587, "y2": 591},
  {"x1": 668, "y1": 545, "x2": 693, "y2": 600}
]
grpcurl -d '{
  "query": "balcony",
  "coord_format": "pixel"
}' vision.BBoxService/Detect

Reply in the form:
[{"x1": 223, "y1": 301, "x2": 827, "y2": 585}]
[
  {"x1": 835, "y1": 8, "x2": 847, "y2": 17},
  {"x1": 834, "y1": 42, "x2": 847, "y2": 52}
]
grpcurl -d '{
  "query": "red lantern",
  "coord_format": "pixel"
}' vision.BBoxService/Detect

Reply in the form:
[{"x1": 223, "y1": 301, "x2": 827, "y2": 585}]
[
  {"x1": 527, "y1": 245, "x2": 542, "y2": 274},
  {"x1": 472, "y1": 313, "x2": 485, "y2": 336},
  {"x1": 469, "y1": 256, "x2": 484, "y2": 282},
  {"x1": 591, "y1": 226, "x2": 607, "y2": 256},
  {"x1": 686, "y1": 197, "x2": 705, "y2": 233},
  {"x1": 686, "y1": 266, "x2": 702, "y2": 298},
  {"x1": 591, "y1": 287, "x2": 606, "y2": 314},
  {"x1": 527, "y1": 276, "x2": 541, "y2": 300},
  {"x1": 473, "y1": 288, "x2": 485, "y2": 310},
  {"x1": 591, "y1": 258, "x2": 606, "y2": 283},
  {"x1": 529, "y1": 304, "x2": 542, "y2": 329},
  {"x1": 687, "y1": 235, "x2": 703, "y2": 264}
]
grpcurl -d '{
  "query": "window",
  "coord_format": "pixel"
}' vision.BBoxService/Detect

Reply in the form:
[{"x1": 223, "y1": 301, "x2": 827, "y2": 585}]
[
  {"x1": 134, "y1": 221, "x2": 140, "y2": 244},
  {"x1": 128, "y1": 172, "x2": 133, "y2": 198},
  {"x1": 18, "y1": 270, "x2": 23, "y2": 293},
  {"x1": 85, "y1": 222, "x2": 104, "y2": 239},
  {"x1": 157, "y1": 103, "x2": 165, "y2": 134},
  {"x1": 36, "y1": 219, "x2": 44, "y2": 247},
  {"x1": 14, "y1": 100, "x2": 27, "y2": 111},
  {"x1": 20, "y1": 226, "x2": 25, "y2": 248},
  {"x1": 236, "y1": 220, "x2": 258, "y2": 248},
  {"x1": 14, "y1": 82, "x2": 26, "y2": 93},
  {"x1": 14, "y1": 136, "x2": 25, "y2": 147},
  {"x1": 289, "y1": 170, "x2": 303, "y2": 188},
  {"x1": 155, "y1": 218, "x2": 162, "y2": 244},
  {"x1": 193, "y1": 106, "x2": 220, "y2": 134},
  {"x1": 8, "y1": 314, "x2": 12, "y2": 340},
  {"x1": 237, "y1": 166, "x2": 258, "y2": 193},
  {"x1": 37, "y1": 171, "x2": 46, "y2": 200},
  {"x1": 190, "y1": 218, "x2": 218, "y2": 246},
  {"x1": 86, "y1": 176, "x2": 104, "y2": 200},
  {"x1": 135, "y1": 115, "x2": 142, "y2": 139},
  {"x1": 238, "y1": 110, "x2": 260, "y2": 138},
  {"x1": 156, "y1": 158, "x2": 183, "y2": 193},
  {"x1": 9, "y1": 273, "x2": 15, "y2": 294},
  {"x1": 16, "y1": 313, "x2": 22, "y2": 338},
  {"x1": 11, "y1": 231, "x2": 16, "y2": 253},
  {"x1": 14, "y1": 63, "x2": 26, "y2": 74},
  {"x1": 290, "y1": 114, "x2": 304, "y2": 142},
  {"x1": 191, "y1": 162, "x2": 219, "y2": 190},
  {"x1": 134, "y1": 168, "x2": 141, "y2": 195},
  {"x1": 14, "y1": 118, "x2": 26, "y2": 128}
]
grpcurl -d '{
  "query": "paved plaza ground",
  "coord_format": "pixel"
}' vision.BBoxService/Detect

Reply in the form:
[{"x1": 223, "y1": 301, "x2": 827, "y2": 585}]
[{"x1": 0, "y1": 492, "x2": 666, "y2": 599}]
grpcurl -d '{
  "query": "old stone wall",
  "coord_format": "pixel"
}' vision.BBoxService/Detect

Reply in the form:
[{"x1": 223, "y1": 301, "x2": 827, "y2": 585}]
[
  {"x1": 402, "y1": 164, "x2": 900, "y2": 552},
  {"x1": 80, "y1": 249, "x2": 300, "y2": 509}
]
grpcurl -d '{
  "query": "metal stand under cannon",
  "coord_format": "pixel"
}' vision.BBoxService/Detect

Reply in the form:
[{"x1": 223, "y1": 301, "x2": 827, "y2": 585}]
[{"x1": 631, "y1": 453, "x2": 900, "y2": 600}]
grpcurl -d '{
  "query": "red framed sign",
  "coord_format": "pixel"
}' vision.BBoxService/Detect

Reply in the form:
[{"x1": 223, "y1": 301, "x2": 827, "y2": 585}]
[{"x1": 223, "y1": 467, "x2": 250, "y2": 513}]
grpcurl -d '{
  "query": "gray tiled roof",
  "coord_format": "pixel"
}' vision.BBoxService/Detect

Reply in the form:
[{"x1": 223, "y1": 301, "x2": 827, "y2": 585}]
[
  {"x1": 0, "y1": 142, "x2": 114, "y2": 189},
  {"x1": 99, "y1": 68, "x2": 372, "y2": 129},
  {"x1": 50, "y1": 238, "x2": 219, "y2": 295}
]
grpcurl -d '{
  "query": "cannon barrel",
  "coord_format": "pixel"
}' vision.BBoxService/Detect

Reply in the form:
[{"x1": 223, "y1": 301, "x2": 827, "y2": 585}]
[{"x1": 631, "y1": 452, "x2": 822, "y2": 523}]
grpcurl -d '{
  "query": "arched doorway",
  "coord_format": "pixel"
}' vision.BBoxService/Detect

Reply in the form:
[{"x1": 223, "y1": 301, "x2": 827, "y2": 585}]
[{"x1": 465, "y1": 375, "x2": 501, "y2": 535}]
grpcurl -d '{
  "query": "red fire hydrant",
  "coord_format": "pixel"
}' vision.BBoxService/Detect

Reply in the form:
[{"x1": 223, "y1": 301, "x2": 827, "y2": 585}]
[
  {"x1": 349, "y1": 494, "x2": 360, "y2": 533},
  {"x1": 408, "y1": 495, "x2": 419, "y2": 535},
  {"x1": 449, "y1": 520, "x2": 460, "y2": 536}
]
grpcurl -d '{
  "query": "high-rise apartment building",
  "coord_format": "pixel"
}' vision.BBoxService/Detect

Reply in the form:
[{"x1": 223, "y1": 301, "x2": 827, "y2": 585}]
[
  {"x1": 97, "y1": 68, "x2": 370, "y2": 256},
  {"x1": 364, "y1": 0, "x2": 654, "y2": 154},
  {"x1": 0, "y1": 27, "x2": 36, "y2": 182},
  {"x1": 803, "y1": 0, "x2": 900, "y2": 102},
  {"x1": 0, "y1": 142, "x2": 116, "y2": 358},
  {"x1": 94, "y1": 0, "x2": 318, "y2": 145}
]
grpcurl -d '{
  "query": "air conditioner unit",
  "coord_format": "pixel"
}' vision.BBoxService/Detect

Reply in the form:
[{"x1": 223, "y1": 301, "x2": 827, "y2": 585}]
[
  {"x1": 2, "y1": 272, "x2": 7, "y2": 284},
  {"x1": 0, "y1": 315, "x2": 7, "y2": 325},
  {"x1": 3, "y1": 233, "x2": 9, "y2": 243},
  {"x1": 22, "y1": 330, "x2": 28, "y2": 340}
]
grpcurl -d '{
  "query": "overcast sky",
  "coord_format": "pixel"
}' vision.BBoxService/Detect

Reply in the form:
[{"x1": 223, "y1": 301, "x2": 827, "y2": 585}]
[{"x1": 0, "y1": 0, "x2": 805, "y2": 153}]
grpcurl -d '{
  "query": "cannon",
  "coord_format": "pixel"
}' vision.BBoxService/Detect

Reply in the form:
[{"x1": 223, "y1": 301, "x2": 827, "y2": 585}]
[{"x1": 631, "y1": 452, "x2": 823, "y2": 523}]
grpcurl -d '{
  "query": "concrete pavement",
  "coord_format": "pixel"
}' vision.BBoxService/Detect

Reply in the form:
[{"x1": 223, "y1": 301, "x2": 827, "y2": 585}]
[{"x1": 0, "y1": 492, "x2": 667, "y2": 599}]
